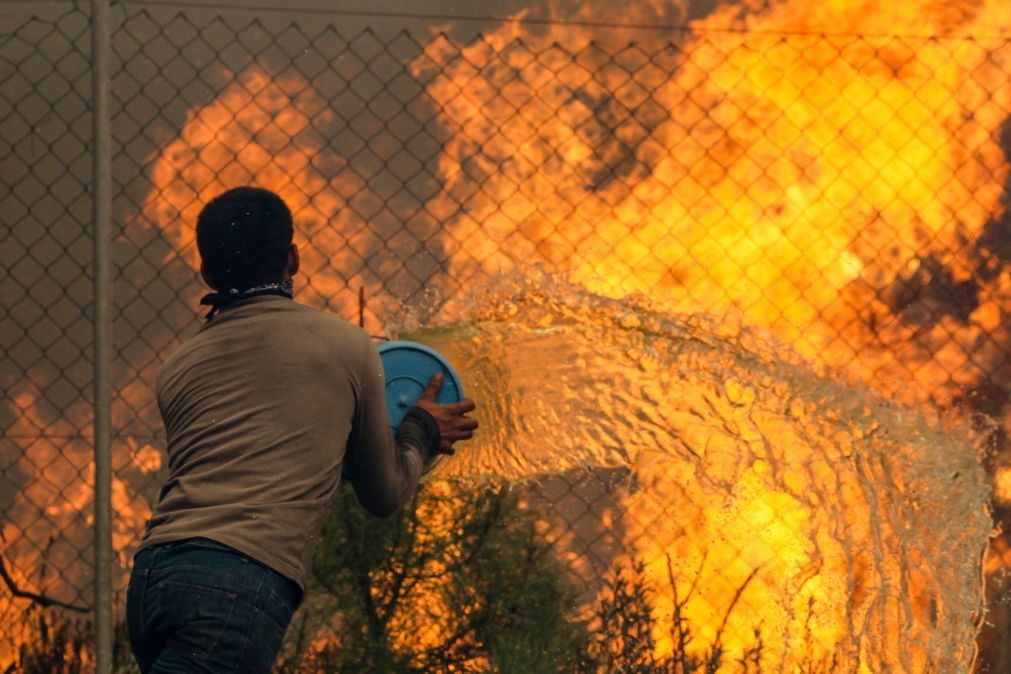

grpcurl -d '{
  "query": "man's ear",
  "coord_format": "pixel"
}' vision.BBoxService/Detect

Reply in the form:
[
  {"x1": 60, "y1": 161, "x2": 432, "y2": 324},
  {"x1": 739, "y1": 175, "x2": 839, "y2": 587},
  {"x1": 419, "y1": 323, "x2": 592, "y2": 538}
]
[
  {"x1": 286, "y1": 244, "x2": 300, "y2": 278},
  {"x1": 200, "y1": 261, "x2": 216, "y2": 290}
]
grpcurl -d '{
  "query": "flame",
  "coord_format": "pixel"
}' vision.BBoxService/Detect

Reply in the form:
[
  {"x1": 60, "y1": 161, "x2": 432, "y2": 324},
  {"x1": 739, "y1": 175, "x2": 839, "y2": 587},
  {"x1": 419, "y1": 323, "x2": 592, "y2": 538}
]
[
  {"x1": 138, "y1": 68, "x2": 408, "y2": 325},
  {"x1": 414, "y1": 0, "x2": 1011, "y2": 411},
  {"x1": 411, "y1": 0, "x2": 1008, "y2": 667},
  {"x1": 422, "y1": 287, "x2": 989, "y2": 670},
  {"x1": 1, "y1": 381, "x2": 161, "y2": 665},
  {"x1": 50, "y1": 0, "x2": 1008, "y2": 669}
]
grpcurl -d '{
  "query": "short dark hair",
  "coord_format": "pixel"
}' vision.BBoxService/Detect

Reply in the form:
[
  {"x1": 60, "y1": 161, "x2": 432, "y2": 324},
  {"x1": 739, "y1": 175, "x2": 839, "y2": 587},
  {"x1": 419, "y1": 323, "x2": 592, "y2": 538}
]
[{"x1": 196, "y1": 187, "x2": 293, "y2": 290}]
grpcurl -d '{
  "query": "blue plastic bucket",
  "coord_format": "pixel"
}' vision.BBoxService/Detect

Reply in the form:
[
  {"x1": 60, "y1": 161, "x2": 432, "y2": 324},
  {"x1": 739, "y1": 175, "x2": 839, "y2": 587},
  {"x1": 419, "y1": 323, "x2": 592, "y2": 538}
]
[{"x1": 377, "y1": 340, "x2": 465, "y2": 433}]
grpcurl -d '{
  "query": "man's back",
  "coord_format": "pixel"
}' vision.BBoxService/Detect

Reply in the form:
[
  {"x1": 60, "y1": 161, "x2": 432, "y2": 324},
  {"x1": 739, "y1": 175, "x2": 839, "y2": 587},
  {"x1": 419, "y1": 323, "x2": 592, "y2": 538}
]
[
  {"x1": 141, "y1": 294, "x2": 407, "y2": 590},
  {"x1": 127, "y1": 187, "x2": 474, "y2": 673}
]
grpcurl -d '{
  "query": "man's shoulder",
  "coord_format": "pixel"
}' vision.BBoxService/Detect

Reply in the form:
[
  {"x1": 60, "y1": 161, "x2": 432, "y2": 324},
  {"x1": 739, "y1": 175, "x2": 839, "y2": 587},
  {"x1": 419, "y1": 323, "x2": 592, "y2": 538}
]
[
  {"x1": 157, "y1": 301, "x2": 371, "y2": 381},
  {"x1": 283, "y1": 302, "x2": 370, "y2": 345},
  {"x1": 274, "y1": 303, "x2": 378, "y2": 384}
]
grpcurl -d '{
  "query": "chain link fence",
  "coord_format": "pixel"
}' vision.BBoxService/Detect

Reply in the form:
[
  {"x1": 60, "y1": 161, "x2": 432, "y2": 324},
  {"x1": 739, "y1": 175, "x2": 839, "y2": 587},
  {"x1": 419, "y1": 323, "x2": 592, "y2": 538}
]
[{"x1": 3, "y1": 2, "x2": 1011, "y2": 671}]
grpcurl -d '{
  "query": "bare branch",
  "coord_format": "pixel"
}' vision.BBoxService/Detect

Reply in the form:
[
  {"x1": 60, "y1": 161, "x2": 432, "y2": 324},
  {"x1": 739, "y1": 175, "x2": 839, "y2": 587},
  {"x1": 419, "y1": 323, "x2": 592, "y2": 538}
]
[
  {"x1": 709, "y1": 564, "x2": 763, "y2": 662},
  {"x1": 0, "y1": 553, "x2": 90, "y2": 613}
]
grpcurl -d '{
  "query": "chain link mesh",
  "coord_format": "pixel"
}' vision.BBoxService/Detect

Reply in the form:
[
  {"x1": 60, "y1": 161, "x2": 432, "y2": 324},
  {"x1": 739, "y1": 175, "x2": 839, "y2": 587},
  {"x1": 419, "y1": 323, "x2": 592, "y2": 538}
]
[
  {"x1": 1, "y1": 6, "x2": 98, "y2": 664},
  {"x1": 3, "y1": 3, "x2": 1011, "y2": 671}
]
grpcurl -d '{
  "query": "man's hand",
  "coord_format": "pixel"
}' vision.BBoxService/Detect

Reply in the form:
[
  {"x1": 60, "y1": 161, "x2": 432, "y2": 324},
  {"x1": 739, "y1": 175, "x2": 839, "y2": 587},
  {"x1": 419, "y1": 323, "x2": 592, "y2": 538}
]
[{"x1": 413, "y1": 372, "x2": 478, "y2": 455}]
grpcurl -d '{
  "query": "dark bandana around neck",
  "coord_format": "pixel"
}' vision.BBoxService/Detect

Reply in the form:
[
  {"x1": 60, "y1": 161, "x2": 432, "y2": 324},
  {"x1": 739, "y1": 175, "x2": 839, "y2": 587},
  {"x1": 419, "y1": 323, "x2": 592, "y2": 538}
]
[{"x1": 200, "y1": 280, "x2": 294, "y2": 319}]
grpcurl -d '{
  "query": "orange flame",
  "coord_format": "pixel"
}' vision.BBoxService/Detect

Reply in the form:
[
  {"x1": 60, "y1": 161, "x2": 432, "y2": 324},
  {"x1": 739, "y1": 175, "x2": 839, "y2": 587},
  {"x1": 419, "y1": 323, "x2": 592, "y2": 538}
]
[
  {"x1": 415, "y1": 0, "x2": 1011, "y2": 410},
  {"x1": 115, "y1": 0, "x2": 1011, "y2": 669},
  {"x1": 1, "y1": 382, "x2": 162, "y2": 665},
  {"x1": 138, "y1": 68, "x2": 389, "y2": 322}
]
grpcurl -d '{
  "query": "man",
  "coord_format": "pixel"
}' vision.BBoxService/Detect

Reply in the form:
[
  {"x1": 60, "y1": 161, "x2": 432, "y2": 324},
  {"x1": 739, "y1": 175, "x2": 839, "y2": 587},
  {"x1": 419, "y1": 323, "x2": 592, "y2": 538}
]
[{"x1": 126, "y1": 186, "x2": 478, "y2": 673}]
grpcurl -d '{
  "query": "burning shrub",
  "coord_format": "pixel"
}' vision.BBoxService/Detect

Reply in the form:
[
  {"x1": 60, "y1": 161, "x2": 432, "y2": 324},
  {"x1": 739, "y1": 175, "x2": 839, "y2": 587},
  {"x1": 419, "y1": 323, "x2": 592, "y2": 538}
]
[
  {"x1": 11, "y1": 610, "x2": 90, "y2": 674},
  {"x1": 283, "y1": 482, "x2": 587, "y2": 673},
  {"x1": 280, "y1": 481, "x2": 772, "y2": 674}
]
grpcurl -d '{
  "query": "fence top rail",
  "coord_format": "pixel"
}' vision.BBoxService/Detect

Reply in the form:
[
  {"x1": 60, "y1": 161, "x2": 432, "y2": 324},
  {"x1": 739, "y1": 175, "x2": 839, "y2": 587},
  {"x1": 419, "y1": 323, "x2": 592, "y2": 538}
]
[{"x1": 6, "y1": 0, "x2": 1011, "y2": 43}]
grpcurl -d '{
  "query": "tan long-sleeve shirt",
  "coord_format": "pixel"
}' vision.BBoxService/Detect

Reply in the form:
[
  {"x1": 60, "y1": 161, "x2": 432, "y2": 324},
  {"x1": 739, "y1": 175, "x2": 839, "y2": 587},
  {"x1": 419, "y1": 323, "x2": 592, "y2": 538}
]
[{"x1": 138, "y1": 295, "x2": 431, "y2": 590}]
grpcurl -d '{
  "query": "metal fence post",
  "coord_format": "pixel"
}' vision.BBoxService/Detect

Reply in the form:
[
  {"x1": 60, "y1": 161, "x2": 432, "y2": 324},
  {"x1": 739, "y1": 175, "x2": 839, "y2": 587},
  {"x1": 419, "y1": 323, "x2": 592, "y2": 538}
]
[{"x1": 92, "y1": 0, "x2": 113, "y2": 670}]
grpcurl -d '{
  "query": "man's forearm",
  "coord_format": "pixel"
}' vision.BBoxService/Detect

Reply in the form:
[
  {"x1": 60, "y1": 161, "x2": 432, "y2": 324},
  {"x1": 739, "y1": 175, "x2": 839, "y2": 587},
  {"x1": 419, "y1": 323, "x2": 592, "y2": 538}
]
[
  {"x1": 397, "y1": 406, "x2": 441, "y2": 464},
  {"x1": 343, "y1": 340, "x2": 443, "y2": 516}
]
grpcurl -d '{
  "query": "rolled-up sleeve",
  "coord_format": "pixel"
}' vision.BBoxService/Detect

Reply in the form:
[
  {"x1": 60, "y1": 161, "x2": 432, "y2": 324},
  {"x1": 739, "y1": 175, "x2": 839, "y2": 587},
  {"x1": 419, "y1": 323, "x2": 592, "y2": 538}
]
[{"x1": 342, "y1": 337, "x2": 435, "y2": 517}]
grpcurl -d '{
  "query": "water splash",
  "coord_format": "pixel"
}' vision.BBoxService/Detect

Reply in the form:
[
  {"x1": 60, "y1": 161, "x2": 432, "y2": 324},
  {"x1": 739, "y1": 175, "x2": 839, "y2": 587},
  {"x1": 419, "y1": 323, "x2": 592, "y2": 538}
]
[{"x1": 398, "y1": 277, "x2": 992, "y2": 671}]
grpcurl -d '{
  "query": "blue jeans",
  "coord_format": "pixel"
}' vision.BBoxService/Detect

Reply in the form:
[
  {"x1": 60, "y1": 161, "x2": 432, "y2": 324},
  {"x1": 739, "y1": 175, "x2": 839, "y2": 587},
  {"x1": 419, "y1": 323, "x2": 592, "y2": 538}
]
[{"x1": 127, "y1": 537, "x2": 302, "y2": 674}]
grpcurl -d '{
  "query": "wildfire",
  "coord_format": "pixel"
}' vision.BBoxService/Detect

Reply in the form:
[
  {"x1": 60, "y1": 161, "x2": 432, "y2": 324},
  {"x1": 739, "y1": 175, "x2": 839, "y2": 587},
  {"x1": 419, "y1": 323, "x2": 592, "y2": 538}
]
[
  {"x1": 415, "y1": 0, "x2": 1011, "y2": 412},
  {"x1": 138, "y1": 68, "x2": 391, "y2": 324},
  {"x1": 5, "y1": 0, "x2": 1006, "y2": 670},
  {"x1": 0, "y1": 384, "x2": 161, "y2": 665},
  {"x1": 424, "y1": 286, "x2": 990, "y2": 670},
  {"x1": 137, "y1": 2, "x2": 1011, "y2": 417}
]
